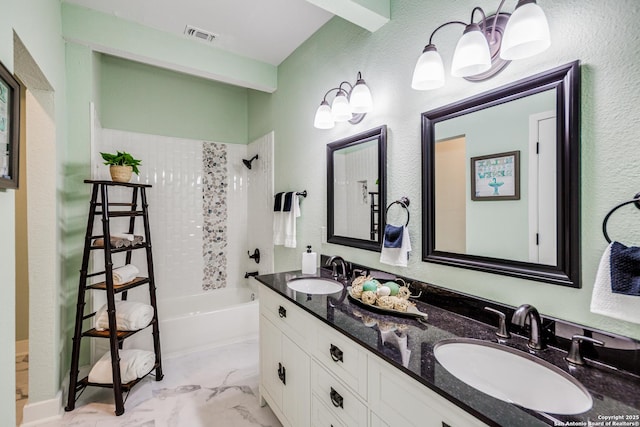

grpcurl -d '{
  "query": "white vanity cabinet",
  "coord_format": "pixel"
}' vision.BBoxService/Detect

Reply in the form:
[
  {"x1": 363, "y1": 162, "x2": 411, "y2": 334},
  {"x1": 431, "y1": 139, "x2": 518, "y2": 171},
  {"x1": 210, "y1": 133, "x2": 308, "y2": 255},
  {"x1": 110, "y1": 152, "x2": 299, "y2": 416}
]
[
  {"x1": 368, "y1": 356, "x2": 488, "y2": 427},
  {"x1": 259, "y1": 287, "x2": 312, "y2": 427},
  {"x1": 258, "y1": 285, "x2": 487, "y2": 427}
]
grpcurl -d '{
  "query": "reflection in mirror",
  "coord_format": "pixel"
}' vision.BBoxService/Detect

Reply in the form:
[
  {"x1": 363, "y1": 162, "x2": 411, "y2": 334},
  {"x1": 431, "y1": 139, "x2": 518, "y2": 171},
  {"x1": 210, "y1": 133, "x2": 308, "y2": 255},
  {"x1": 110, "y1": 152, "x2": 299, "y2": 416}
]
[
  {"x1": 327, "y1": 125, "x2": 387, "y2": 251},
  {"x1": 422, "y1": 61, "x2": 580, "y2": 287},
  {"x1": 434, "y1": 89, "x2": 556, "y2": 264}
]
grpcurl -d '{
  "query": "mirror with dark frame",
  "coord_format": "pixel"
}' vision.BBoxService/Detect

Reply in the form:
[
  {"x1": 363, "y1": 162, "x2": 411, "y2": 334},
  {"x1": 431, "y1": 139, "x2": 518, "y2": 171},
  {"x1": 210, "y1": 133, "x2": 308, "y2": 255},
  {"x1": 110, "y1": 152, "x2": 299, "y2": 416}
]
[
  {"x1": 421, "y1": 61, "x2": 580, "y2": 287},
  {"x1": 327, "y1": 125, "x2": 387, "y2": 252}
]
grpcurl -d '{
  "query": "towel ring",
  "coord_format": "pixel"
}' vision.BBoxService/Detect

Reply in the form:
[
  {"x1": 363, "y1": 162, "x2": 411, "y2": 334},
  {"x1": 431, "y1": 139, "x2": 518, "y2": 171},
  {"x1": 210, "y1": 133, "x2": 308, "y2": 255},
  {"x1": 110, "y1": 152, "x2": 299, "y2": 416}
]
[
  {"x1": 385, "y1": 197, "x2": 410, "y2": 226},
  {"x1": 602, "y1": 192, "x2": 640, "y2": 243}
]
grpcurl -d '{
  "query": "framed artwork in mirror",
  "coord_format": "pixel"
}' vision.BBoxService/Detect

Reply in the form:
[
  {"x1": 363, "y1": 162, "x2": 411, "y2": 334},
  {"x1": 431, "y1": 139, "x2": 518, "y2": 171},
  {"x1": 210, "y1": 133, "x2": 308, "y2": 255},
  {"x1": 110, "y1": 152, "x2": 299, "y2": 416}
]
[
  {"x1": 0, "y1": 59, "x2": 20, "y2": 189},
  {"x1": 327, "y1": 125, "x2": 387, "y2": 252},
  {"x1": 470, "y1": 150, "x2": 520, "y2": 201}
]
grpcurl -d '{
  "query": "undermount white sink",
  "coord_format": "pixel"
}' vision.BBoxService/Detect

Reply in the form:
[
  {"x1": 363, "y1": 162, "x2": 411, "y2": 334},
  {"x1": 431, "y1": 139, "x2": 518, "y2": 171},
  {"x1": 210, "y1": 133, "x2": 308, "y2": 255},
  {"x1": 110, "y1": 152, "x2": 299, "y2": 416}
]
[
  {"x1": 434, "y1": 338, "x2": 592, "y2": 415},
  {"x1": 287, "y1": 277, "x2": 344, "y2": 295}
]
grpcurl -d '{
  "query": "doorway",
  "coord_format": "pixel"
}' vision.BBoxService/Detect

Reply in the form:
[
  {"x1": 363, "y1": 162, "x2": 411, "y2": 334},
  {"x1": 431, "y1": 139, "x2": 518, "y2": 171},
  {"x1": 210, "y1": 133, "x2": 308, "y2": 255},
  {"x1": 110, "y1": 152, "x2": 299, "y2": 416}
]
[
  {"x1": 13, "y1": 31, "x2": 56, "y2": 426},
  {"x1": 528, "y1": 110, "x2": 557, "y2": 265}
]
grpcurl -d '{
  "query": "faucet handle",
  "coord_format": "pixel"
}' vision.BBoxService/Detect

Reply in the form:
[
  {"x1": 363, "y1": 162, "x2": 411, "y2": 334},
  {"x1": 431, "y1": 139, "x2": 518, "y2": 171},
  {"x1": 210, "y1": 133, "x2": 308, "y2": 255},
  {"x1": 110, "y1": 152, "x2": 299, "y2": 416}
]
[
  {"x1": 484, "y1": 307, "x2": 511, "y2": 339},
  {"x1": 565, "y1": 335, "x2": 604, "y2": 366}
]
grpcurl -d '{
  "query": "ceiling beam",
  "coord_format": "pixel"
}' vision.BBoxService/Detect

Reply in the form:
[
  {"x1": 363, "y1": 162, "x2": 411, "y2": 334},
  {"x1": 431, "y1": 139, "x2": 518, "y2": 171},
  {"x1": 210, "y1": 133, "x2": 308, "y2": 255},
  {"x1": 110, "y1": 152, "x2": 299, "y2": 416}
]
[
  {"x1": 306, "y1": 0, "x2": 390, "y2": 32},
  {"x1": 61, "y1": 3, "x2": 277, "y2": 92}
]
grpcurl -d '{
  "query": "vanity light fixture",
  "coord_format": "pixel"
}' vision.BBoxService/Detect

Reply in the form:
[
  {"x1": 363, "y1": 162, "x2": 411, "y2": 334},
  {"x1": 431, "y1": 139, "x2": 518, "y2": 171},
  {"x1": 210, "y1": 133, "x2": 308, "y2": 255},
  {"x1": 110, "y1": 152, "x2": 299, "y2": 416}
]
[
  {"x1": 411, "y1": 0, "x2": 550, "y2": 90},
  {"x1": 314, "y1": 72, "x2": 373, "y2": 129}
]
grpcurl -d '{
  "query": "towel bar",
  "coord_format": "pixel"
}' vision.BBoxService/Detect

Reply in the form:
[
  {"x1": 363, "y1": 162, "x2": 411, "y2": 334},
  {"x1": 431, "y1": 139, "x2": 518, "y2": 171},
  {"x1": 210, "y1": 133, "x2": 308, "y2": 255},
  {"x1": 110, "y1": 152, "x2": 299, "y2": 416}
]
[
  {"x1": 602, "y1": 192, "x2": 640, "y2": 243},
  {"x1": 385, "y1": 197, "x2": 410, "y2": 226}
]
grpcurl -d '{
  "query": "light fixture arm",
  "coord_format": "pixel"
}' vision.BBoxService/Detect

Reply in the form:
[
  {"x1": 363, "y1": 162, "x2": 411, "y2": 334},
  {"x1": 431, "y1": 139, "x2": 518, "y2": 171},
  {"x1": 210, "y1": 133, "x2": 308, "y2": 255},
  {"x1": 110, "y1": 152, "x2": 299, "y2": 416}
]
[
  {"x1": 321, "y1": 80, "x2": 355, "y2": 103},
  {"x1": 337, "y1": 80, "x2": 354, "y2": 94},
  {"x1": 320, "y1": 87, "x2": 341, "y2": 103},
  {"x1": 427, "y1": 20, "x2": 467, "y2": 45},
  {"x1": 470, "y1": 6, "x2": 488, "y2": 30},
  {"x1": 489, "y1": 0, "x2": 508, "y2": 42}
]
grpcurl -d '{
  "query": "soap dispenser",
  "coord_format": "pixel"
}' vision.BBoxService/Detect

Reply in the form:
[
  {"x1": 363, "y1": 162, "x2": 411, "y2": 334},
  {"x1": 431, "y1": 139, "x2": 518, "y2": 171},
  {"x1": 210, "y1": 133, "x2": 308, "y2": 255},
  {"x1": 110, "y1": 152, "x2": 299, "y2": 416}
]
[{"x1": 302, "y1": 245, "x2": 317, "y2": 274}]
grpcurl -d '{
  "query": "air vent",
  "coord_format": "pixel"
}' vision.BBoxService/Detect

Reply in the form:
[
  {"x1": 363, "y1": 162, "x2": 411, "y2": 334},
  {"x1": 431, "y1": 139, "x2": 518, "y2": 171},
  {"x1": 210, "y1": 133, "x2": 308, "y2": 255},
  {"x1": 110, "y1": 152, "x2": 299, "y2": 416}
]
[{"x1": 184, "y1": 25, "x2": 217, "y2": 43}]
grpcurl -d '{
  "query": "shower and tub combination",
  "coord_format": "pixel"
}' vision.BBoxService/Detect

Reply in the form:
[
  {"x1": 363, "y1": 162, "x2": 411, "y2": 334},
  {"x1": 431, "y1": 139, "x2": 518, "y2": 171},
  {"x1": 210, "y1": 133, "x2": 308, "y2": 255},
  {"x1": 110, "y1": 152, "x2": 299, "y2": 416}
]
[{"x1": 90, "y1": 118, "x2": 274, "y2": 357}]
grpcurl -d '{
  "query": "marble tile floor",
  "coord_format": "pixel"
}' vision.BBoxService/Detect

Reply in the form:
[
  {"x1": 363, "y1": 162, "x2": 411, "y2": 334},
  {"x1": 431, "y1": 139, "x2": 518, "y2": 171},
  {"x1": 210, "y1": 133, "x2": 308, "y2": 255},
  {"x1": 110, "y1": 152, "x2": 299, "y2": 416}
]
[
  {"x1": 16, "y1": 352, "x2": 29, "y2": 426},
  {"x1": 35, "y1": 339, "x2": 282, "y2": 427}
]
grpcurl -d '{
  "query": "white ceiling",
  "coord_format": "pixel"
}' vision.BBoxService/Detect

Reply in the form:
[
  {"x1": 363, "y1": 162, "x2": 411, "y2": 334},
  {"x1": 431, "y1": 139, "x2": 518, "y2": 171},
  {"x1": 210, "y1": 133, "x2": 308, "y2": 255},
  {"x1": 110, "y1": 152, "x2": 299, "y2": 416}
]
[{"x1": 62, "y1": 0, "x2": 335, "y2": 66}]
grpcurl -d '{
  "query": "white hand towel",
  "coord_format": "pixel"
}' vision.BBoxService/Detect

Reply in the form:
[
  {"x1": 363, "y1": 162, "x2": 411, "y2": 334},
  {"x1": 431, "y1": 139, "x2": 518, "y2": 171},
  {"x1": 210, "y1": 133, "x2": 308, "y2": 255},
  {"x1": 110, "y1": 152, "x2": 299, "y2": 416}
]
[
  {"x1": 88, "y1": 349, "x2": 156, "y2": 384},
  {"x1": 112, "y1": 264, "x2": 139, "y2": 285},
  {"x1": 273, "y1": 193, "x2": 301, "y2": 248},
  {"x1": 95, "y1": 300, "x2": 155, "y2": 331},
  {"x1": 590, "y1": 242, "x2": 640, "y2": 324},
  {"x1": 379, "y1": 226, "x2": 412, "y2": 267}
]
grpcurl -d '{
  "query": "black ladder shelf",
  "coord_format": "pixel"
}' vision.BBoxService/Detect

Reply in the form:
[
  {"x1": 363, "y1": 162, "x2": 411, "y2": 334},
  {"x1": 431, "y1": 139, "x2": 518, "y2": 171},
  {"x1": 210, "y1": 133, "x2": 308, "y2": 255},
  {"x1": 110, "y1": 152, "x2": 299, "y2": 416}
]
[
  {"x1": 369, "y1": 191, "x2": 379, "y2": 241},
  {"x1": 65, "y1": 180, "x2": 164, "y2": 416}
]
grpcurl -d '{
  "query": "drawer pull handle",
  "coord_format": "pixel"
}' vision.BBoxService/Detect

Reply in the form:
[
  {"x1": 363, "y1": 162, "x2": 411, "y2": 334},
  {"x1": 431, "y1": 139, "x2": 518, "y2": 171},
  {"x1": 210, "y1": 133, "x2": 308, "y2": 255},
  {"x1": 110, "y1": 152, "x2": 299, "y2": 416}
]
[
  {"x1": 330, "y1": 344, "x2": 344, "y2": 363},
  {"x1": 277, "y1": 362, "x2": 286, "y2": 385},
  {"x1": 330, "y1": 387, "x2": 343, "y2": 409},
  {"x1": 278, "y1": 305, "x2": 287, "y2": 318}
]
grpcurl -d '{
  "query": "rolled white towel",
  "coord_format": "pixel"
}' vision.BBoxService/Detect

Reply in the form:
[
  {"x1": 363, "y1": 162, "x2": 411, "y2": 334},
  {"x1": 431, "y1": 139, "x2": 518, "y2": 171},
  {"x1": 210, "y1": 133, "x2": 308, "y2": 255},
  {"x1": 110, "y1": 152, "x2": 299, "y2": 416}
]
[
  {"x1": 111, "y1": 232, "x2": 135, "y2": 241},
  {"x1": 92, "y1": 237, "x2": 128, "y2": 248},
  {"x1": 112, "y1": 264, "x2": 139, "y2": 285},
  {"x1": 88, "y1": 349, "x2": 156, "y2": 384},
  {"x1": 95, "y1": 300, "x2": 154, "y2": 331}
]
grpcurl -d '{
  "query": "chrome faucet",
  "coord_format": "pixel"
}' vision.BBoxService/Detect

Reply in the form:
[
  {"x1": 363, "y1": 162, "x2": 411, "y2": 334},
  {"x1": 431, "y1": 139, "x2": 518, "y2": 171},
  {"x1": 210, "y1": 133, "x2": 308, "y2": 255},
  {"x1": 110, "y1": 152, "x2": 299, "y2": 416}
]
[
  {"x1": 325, "y1": 256, "x2": 348, "y2": 280},
  {"x1": 511, "y1": 304, "x2": 545, "y2": 350}
]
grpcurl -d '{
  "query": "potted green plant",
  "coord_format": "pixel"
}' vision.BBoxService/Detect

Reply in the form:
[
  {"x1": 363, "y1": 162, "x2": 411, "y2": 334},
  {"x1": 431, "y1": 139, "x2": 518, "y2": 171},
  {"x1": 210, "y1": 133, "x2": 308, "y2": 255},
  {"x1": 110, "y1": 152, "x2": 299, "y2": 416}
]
[{"x1": 100, "y1": 151, "x2": 142, "y2": 183}]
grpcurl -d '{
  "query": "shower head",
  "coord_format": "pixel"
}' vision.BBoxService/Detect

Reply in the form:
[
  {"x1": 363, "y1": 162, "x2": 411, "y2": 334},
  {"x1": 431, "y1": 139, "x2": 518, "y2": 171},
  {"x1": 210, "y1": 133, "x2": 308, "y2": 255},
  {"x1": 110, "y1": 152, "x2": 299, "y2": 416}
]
[{"x1": 243, "y1": 154, "x2": 259, "y2": 170}]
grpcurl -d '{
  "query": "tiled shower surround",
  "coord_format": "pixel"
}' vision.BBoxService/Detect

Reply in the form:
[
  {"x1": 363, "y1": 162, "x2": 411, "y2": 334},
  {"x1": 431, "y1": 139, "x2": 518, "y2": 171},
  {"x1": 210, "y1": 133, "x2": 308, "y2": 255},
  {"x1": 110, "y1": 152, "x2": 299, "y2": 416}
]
[
  {"x1": 202, "y1": 142, "x2": 228, "y2": 290},
  {"x1": 94, "y1": 128, "x2": 273, "y2": 300}
]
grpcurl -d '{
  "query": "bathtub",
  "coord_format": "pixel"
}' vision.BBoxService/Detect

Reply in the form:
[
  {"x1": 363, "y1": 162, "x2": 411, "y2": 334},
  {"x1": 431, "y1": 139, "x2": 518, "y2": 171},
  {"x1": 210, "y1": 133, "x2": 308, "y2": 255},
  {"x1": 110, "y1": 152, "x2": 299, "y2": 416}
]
[{"x1": 121, "y1": 287, "x2": 259, "y2": 357}]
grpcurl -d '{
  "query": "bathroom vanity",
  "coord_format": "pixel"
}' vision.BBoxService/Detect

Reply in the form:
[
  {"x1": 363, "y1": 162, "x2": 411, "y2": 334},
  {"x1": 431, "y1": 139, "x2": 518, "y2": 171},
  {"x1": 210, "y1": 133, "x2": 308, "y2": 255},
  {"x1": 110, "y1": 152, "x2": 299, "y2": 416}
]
[{"x1": 256, "y1": 269, "x2": 640, "y2": 427}]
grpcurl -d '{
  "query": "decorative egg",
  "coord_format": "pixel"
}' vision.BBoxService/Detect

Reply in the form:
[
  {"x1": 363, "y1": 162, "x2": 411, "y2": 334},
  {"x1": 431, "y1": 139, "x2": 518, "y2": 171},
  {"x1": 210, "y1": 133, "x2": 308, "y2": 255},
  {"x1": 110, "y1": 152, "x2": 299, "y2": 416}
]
[
  {"x1": 362, "y1": 316, "x2": 377, "y2": 327},
  {"x1": 377, "y1": 285, "x2": 391, "y2": 297},
  {"x1": 385, "y1": 282, "x2": 400, "y2": 296},
  {"x1": 362, "y1": 280, "x2": 378, "y2": 292}
]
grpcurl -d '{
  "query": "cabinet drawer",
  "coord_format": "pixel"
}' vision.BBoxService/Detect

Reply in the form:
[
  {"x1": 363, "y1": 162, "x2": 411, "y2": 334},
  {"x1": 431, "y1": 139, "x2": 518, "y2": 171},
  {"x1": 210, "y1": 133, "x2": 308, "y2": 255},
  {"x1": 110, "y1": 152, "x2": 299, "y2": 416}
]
[
  {"x1": 315, "y1": 322, "x2": 368, "y2": 399},
  {"x1": 311, "y1": 394, "x2": 347, "y2": 427},
  {"x1": 259, "y1": 286, "x2": 313, "y2": 349},
  {"x1": 311, "y1": 360, "x2": 367, "y2": 427}
]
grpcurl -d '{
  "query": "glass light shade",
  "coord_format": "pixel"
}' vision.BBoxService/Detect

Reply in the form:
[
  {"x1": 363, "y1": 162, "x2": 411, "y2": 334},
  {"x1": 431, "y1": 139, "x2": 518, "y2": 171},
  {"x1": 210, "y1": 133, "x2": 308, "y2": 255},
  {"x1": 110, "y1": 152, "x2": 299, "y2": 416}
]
[
  {"x1": 411, "y1": 45, "x2": 445, "y2": 90},
  {"x1": 314, "y1": 101, "x2": 334, "y2": 129},
  {"x1": 500, "y1": 1, "x2": 550, "y2": 60},
  {"x1": 349, "y1": 80, "x2": 373, "y2": 113},
  {"x1": 331, "y1": 91, "x2": 352, "y2": 122},
  {"x1": 451, "y1": 24, "x2": 492, "y2": 77}
]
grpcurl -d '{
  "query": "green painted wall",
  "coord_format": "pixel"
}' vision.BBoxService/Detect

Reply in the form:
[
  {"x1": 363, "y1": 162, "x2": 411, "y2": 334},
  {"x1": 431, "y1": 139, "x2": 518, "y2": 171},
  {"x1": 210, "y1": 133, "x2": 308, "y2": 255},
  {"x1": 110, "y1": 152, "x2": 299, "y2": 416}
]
[
  {"x1": 249, "y1": 0, "x2": 640, "y2": 340},
  {"x1": 100, "y1": 55, "x2": 249, "y2": 144},
  {"x1": 62, "y1": 41, "x2": 97, "y2": 388},
  {"x1": 0, "y1": 1, "x2": 66, "y2": 425}
]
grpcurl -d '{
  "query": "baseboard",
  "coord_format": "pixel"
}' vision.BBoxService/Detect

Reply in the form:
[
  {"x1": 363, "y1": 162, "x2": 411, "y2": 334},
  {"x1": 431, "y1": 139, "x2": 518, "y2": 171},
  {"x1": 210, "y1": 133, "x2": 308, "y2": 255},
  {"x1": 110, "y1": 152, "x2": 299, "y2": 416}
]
[
  {"x1": 21, "y1": 391, "x2": 62, "y2": 426},
  {"x1": 15, "y1": 339, "x2": 28, "y2": 356}
]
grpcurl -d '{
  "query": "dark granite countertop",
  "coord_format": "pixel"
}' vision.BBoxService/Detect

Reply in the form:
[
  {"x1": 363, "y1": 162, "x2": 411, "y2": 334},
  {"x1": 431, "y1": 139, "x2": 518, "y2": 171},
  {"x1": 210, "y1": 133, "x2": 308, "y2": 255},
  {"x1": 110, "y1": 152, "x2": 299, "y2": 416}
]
[{"x1": 256, "y1": 270, "x2": 640, "y2": 427}]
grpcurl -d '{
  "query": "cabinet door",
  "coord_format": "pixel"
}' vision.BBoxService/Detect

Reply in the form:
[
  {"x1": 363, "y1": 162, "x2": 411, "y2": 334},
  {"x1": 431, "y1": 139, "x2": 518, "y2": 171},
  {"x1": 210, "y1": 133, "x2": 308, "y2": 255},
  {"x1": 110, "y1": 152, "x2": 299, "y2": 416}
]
[
  {"x1": 368, "y1": 357, "x2": 487, "y2": 427},
  {"x1": 260, "y1": 314, "x2": 283, "y2": 411},
  {"x1": 370, "y1": 412, "x2": 390, "y2": 427},
  {"x1": 282, "y1": 334, "x2": 311, "y2": 427}
]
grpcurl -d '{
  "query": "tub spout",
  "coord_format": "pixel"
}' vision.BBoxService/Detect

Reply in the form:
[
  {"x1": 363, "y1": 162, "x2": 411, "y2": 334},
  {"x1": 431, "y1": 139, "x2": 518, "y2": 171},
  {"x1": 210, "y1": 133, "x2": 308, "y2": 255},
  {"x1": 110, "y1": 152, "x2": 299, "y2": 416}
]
[{"x1": 245, "y1": 271, "x2": 259, "y2": 279}]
